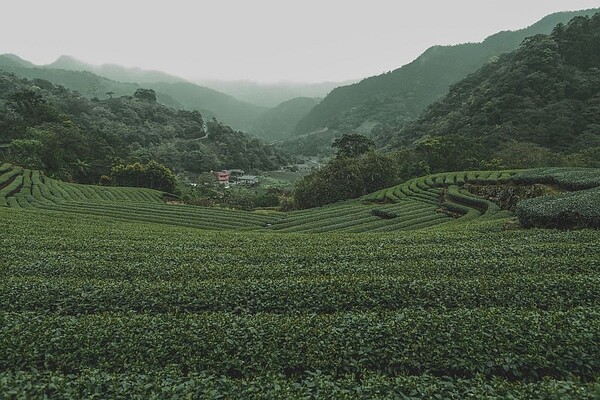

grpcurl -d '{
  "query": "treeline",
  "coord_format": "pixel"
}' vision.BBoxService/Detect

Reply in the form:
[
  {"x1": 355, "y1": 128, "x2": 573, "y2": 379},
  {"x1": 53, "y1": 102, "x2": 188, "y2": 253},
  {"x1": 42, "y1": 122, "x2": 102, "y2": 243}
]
[
  {"x1": 292, "y1": 135, "x2": 425, "y2": 208},
  {"x1": 102, "y1": 161, "x2": 177, "y2": 193},
  {"x1": 0, "y1": 73, "x2": 289, "y2": 183}
]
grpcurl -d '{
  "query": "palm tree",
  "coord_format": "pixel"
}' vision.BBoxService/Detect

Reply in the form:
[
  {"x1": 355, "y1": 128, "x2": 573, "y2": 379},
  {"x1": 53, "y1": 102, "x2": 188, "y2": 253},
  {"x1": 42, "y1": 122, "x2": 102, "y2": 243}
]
[{"x1": 72, "y1": 159, "x2": 91, "y2": 181}]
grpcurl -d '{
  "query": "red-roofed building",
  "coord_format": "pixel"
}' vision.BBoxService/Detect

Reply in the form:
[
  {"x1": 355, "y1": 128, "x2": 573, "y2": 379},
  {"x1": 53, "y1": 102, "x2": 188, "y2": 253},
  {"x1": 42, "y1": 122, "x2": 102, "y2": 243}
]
[{"x1": 213, "y1": 170, "x2": 231, "y2": 184}]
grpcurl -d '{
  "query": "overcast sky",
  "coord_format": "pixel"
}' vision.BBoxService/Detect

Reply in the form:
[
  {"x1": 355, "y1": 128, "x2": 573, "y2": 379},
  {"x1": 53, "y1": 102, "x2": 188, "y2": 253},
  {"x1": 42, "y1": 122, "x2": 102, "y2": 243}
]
[{"x1": 1, "y1": 0, "x2": 599, "y2": 83}]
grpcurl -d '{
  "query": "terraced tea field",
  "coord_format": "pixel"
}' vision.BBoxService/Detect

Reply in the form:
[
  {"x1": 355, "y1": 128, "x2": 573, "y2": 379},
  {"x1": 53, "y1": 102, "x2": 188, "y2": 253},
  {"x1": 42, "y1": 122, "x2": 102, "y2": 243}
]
[
  {"x1": 1, "y1": 206, "x2": 599, "y2": 398},
  {"x1": 0, "y1": 163, "x2": 536, "y2": 233}
]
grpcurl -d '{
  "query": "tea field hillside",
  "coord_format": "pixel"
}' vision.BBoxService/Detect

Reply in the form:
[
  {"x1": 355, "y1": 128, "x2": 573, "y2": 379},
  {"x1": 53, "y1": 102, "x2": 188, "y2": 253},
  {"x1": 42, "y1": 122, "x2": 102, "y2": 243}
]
[
  {"x1": 1, "y1": 163, "x2": 600, "y2": 397},
  {"x1": 2, "y1": 162, "x2": 599, "y2": 232},
  {"x1": 0, "y1": 204, "x2": 599, "y2": 398}
]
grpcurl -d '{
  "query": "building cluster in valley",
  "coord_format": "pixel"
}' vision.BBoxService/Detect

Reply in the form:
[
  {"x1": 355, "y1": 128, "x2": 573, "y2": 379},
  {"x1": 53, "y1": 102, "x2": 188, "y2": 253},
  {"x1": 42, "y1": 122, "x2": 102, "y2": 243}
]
[{"x1": 213, "y1": 169, "x2": 259, "y2": 186}]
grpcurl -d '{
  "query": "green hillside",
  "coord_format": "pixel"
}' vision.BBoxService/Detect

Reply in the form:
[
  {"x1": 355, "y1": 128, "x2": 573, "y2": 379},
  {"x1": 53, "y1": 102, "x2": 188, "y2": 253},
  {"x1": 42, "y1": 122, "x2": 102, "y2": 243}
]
[
  {"x1": 0, "y1": 55, "x2": 265, "y2": 133},
  {"x1": 1, "y1": 161, "x2": 599, "y2": 397},
  {"x1": 0, "y1": 55, "x2": 188, "y2": 110},
  {"x1": 0, "y1": 163, "x2": 165, "y2": 206},
  {"x1": 44, "y1": 55, "x2": 272, "y2": 133},
  {"x1": 46, "y1": 55, "x2": 186, "y2": 84},
  {"x1": 0, "y1": 72, "x2": 287, "y2": 181},
  {"x1": 292, "y1": 8, "x2": 600, "y2": 142},
  {"x1": 250, "y1": 97, "x2": 321, "y2": 142},
  {"x1": 3, "y1": 2, "x2": 600, "y2": 397},
  {"x1": 3, "y1": 162, "x2": 599, "y2": 231},
  {"x1": 393, "y1": 13, "x2": 600, "y2": 157},
  {"x1": 147, "y1": 81, "x2": 267, "y2": 132},
  {"x1": 1, "y1": 189, "x2": 599, "y2": 397}
]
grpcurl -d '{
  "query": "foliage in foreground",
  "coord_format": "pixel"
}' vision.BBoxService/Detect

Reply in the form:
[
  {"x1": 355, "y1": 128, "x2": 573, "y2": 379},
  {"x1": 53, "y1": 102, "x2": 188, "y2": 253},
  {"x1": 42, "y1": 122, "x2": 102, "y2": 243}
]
[
  {"x1": 0, "y1": 206, "x2": 598, "y2": 397},
  {"x1": 1, "y1": 371, "x2": 598, "y2": 400}
]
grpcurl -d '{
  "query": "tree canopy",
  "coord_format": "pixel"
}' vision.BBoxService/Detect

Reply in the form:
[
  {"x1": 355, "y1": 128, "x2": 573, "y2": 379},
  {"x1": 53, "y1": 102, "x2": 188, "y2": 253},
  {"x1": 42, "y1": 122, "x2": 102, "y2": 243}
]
[
  {"x1": 332, "y1": 134, "x2": 375, "y2": 158},
  {"x1": 389, "y1": 13, "x2": 600, "y2": 168},
  {"x1": 0, "y1": 73, "x2": 289, "y2": 183}
]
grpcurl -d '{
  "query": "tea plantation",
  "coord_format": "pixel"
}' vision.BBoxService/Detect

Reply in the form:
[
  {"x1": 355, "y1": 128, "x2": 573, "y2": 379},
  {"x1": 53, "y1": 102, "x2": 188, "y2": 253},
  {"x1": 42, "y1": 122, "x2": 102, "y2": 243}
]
[
  {"x1": 1, "y1": 204, "x2": 599, "y2": 397},
  {"x1": 5, "y1": 162, "x2": 599, "y2": 232},
  {"x1": 1, "y1": 164, "x2": 599, "y2": 397}
]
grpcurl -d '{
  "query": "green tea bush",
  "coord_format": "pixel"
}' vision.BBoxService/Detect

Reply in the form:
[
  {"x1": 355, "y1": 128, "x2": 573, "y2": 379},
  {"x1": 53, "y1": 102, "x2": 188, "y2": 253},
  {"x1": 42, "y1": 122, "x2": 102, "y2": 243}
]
[
  {"x1": 517, "y1": 187, "x2": 600, "y2": 229},
  {"x1": 371, "y1": 209, "x2": 398, "y2": 219},
  {"x1": 512, "y1": 168, "x2": 600, "y2": 190}
]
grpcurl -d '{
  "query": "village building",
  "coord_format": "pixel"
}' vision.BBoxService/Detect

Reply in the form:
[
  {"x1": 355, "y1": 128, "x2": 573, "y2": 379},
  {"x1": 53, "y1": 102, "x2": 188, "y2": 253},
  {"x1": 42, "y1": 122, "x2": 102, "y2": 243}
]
[{"x1": 213, "y1": 170, "x2": 231, "y2": 184}]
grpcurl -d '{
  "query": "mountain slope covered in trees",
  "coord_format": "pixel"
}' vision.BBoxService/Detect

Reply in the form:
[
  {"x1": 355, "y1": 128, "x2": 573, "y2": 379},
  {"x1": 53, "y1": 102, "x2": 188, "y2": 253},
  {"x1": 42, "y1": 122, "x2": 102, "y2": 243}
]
[
  {"x1": 0, "y1": 72, "x2": 288, "y2": 182},
  {"x1": 292, "y1": 8, "x2": 600, "y2": 141},
  {"x1": 146, "y1": 81, "x2": 266, "y2": 133},
  {"x1": 0, "y1": 55, "x2": 266, "y2": 133},
  {"x1": 250, "y1": 97, "x2": 321, "y2": 142},
  {"x1": 0, "y1": 55, "x2": 188, "y2": 110},
  {"x1": 389, "y1": 13, "x2": 600, "y2": 172}
]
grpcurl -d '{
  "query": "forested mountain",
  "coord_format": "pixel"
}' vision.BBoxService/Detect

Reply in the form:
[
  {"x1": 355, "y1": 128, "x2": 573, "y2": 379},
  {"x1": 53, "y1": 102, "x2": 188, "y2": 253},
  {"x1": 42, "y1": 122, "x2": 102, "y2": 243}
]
[
  {"x1": 145, "y1": 82, "x2": 267, "y2": 133},
  {"x1": 0, "y1": 55, "x2": 266, "y2": 133},
  {"x1": 46, "y1": 55, "x2": 185, "y2": 84},
  {"x1": 292, "y1": 8, "x2": 600, "y2": 141},
  {"x1": 0, "y1": 54, "x2": 35, "y2": 68},
  {"x1": 0, "y1": 72, "x2": 288, "y2": 182},
  {"x1": 250, "y1": 97, "x2": 321, "y2": 142},
  {"x1": 44, "y1": 56, "x2": 270, "y2": 130},
  {"x1": 0, "y1": 56, "x2": 188, "y2": 110},
  {"x1": 388, "y1": 13, "x2": 600, "y2": 172}
]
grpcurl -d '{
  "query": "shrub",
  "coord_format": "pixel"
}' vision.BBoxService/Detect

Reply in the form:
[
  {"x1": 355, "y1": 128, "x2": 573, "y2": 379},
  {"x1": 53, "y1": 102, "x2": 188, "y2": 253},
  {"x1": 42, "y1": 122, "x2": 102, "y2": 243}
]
[
  {"x1": 511, "y1": 168, "x2": 600, "y2": 190},
  {"x1": 516, "y1": 187, "x2": 600, "y2": 229},
  {"x1": 371, "y1": 209, "x2": 398, "y2": 219}
]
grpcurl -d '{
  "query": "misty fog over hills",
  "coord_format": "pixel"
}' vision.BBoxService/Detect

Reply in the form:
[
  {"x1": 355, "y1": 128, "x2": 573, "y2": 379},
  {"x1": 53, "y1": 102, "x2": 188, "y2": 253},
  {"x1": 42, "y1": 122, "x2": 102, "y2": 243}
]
[{"x1": 2, "y1": 2, "x2": 600, "y2": 398}]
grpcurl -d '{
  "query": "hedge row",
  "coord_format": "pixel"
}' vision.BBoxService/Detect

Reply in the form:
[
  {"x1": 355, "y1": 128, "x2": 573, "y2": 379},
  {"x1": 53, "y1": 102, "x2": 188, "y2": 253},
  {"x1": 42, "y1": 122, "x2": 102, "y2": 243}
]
[
  {"x1": 511, "y1": 168, "x2": 600, "y2": 190},
  {"x1": 2, "y1": 273, "x2": 596, "y2": 314},
  {"x1": 516, "y1": 187, "x2": 600, "y2": 229},
  {"x1": 0, "y1": 309, "x2": 598, "y2": 380},
  {"x1": 1, "y1": 371, "x2": 597, "y2": 400}
]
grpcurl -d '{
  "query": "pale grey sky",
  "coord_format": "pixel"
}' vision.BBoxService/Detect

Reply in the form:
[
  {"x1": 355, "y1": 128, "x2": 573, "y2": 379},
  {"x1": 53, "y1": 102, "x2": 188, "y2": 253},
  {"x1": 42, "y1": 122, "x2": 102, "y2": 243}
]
[{"x1": 1, "y1": 0, "x2": 599, "y2": 82}]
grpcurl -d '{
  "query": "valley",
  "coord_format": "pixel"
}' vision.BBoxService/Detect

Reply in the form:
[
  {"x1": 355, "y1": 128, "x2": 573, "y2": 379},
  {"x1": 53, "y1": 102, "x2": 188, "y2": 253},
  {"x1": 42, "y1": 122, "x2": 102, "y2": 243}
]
[{"x1": 1, "y1": 4, "x2": 599, "y2": 398}]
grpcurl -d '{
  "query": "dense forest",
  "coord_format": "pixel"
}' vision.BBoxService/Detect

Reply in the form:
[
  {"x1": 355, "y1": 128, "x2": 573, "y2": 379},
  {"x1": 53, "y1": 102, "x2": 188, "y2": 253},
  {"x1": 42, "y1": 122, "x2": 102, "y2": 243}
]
[
  {"x1": 391, "y1": 13, "x2": 600, "y2": 171},
  {"x1": 0, "y1": 72, "x2": 288, "y2": 183},
  {"x1": 290, "y1": 8, "x2": 599, "y2": 149},
  {"x1": 0, "y1": 55, "x2": 268, "y2": 134},
  {"x1": 250, "y1": 97, "x2": 321, "y2": 142}
]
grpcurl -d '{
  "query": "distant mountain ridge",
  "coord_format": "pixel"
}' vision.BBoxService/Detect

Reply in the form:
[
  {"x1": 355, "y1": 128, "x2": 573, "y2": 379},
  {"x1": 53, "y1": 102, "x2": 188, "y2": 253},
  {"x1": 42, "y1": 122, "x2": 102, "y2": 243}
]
[
  {"x1": 46, "y1": 55, "x2": 186, "y2": 84},
  {"x1": 0, "y1": 54, "x2": 267, "y2": 132},
  {"x1": 0, "y1": 53, "x2": 35, "y2": 68},
  {"x1": 197, "y1": 80, "x2": 355, "y2": 108},
  {"x1": 0, "y1": 56, "x2": 189, "y2": 111},
  {"x1": 293, "y1": 8, "x2": 600, "y2": 138},
  {"x1": 144, "y1": 81, "x2": 268, "y2": 134}
]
